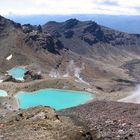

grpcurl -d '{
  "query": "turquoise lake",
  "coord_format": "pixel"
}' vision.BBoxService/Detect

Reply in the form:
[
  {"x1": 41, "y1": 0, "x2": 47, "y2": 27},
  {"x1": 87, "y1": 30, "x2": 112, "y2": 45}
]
[
  {"x1": 0, "y1": 89, "x2": 8, "y2": 97},
  {"x1": 8, "y1": 67, "x2": 27, "y2": 80},
  {"x1": 16, "y1": 89, "x2": 94, "y2": 110}
]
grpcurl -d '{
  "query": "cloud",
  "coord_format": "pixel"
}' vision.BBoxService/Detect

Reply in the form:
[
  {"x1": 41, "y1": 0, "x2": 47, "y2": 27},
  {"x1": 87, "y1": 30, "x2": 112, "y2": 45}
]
[
  {"x1": 134, "y1": 6, "x2": 140, "y2": 12},
  {"x1": 97, "y1": 0, "x2": 119, "y2": 6},
  {"x1": 0, "y1": 0, "x2": 140, "y2": 16}
]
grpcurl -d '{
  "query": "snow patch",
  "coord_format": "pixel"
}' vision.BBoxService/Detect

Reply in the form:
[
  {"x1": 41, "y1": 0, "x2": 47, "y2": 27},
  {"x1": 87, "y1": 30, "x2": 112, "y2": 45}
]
[{"x1": 6, "y1": 54, "x2": 12, "y2": 61}]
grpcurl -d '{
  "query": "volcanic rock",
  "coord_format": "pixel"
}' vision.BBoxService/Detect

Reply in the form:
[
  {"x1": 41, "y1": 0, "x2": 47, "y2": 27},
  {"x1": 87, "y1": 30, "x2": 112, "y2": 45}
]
[{"x1": 0, "y1": 106, "x2": 93, "y2": 140}]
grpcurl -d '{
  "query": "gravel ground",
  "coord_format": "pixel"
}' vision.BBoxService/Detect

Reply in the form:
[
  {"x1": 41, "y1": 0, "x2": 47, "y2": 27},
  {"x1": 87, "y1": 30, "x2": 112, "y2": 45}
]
[{"x1": 59, "y1": 101, "x2": 140, "y2": 140}]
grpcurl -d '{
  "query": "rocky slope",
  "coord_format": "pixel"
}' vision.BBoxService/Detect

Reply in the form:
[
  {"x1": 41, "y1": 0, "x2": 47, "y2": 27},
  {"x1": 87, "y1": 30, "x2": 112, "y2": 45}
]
[
  {"x1": 59, "y1": 101, "x2": 140, "y2": 140},
  {"x1": 0, "y1": 15, "x2": 66, "y2": 73},
  {"x1": 42, "y1": 19, "x2": 140, "y2": 83},
  {"x1": 0, "y1": 106, "x2": 92, "y2": 140}
]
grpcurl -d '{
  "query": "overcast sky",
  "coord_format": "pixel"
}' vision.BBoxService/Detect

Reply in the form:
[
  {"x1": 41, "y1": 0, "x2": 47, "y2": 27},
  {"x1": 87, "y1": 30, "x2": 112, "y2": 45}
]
[{"x1": 0, "y1": 0, "x2": 140, "y2": 16}]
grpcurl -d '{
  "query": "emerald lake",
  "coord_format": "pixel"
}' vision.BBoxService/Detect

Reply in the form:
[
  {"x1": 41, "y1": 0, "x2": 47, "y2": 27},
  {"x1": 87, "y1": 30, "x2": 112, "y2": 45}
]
[
  {"x1": 8, "y1": 67, "x2": 27, "y2": 80},
  {"x1": 16, "y1": 89, "x2": 94, "y2": 110}
]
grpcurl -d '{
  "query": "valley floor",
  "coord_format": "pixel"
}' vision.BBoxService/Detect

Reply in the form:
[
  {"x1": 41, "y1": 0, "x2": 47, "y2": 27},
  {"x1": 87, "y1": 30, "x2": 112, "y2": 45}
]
[{"x1": 0, "y1": 73, "x2": 136, "y2": 114}]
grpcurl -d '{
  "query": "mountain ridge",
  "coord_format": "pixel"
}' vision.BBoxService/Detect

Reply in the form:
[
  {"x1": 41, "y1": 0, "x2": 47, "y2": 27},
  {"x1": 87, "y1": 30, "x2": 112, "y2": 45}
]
[
  {"x1": 6, "y1": 14, "x2": 140, "y2": 34},
  {"x1": 43, "y1": 18, "x2": 140, "y2": 63}
]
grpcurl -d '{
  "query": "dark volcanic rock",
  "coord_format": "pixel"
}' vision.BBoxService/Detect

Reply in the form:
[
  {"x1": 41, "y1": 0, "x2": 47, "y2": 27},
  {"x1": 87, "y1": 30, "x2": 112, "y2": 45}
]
[
  {"x1": 82, "y1": 34, "x2": 98, "y2": 45},
  {"x1": 22, "y1": 22, "x2": 64, "y2": 54},
  {"x1": 37, "y1": 25, "x2": 42, "y2": 33},
  {"x1": 22, "y1": 24, "x2": 35, "y2": 33},
  {"x1": 41, "y1": 34, "x2": 56, "y2": 52},
  {"x1": 22, "y1": 24, "x2": 42, "y2": 34},
  {"x1": 3, "y1": 75, "x2": 22, "y2": 83},
  {"x1": 55, "y1": 39, "x2": 64, "y2": 50},
  {"x1": 24, "y1": 70, "x2": 42, "y2": 81},
  {"x1": 63, "y1": 30, "x2": 74, "y2": 38},
  {"x1": 52, "y1": 30, "x2": 62, "y2": 38},
  {"x1": 64, "y1": 19, "x2": 79, "y2": 29},
  {"x1": 24, "y1": 32, "x2": 60, "y2": 54},
  {"x1": 113, "y1": 78, "x2": 139, "y2": 85},
  {"x1": 83, "y1": 22, "x2": 99, "y2": 34},
  {"x1": 81, "y1": 22, "x2": 106, "y2": 44}
]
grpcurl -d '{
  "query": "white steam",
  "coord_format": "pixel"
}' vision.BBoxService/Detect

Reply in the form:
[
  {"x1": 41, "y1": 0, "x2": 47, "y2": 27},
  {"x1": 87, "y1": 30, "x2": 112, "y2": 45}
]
[
  {"x1": 118, "y1": 85, "x2": 140, "y2": 104},
  {"x1": 49, "y1": 69, "x2": 61, "y2": 78},
  {"x1": 74, "y1": 67, "x2": 89, "y2": 85},
  {"x1": 49, "y1": 60, "x2": 89, "y2": 85},
  {"x1": 65, "y1": 60, "x2": 89, "y2": 85},
  {"x1": 63, "y1": 73, "x2": 69, "y2": 78}
]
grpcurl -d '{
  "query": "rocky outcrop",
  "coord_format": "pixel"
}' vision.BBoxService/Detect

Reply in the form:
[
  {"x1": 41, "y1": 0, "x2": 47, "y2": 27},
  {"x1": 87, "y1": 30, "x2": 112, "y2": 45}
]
[
  {"x1": 3, "y1": 75, "x2": 22, "y2": 83},
  {"x1": 82, "y1": 22, "x2": 105, "y2": 44},
  {"x1": 63, "y1": 30, "x2": 74, "y2": 38},
  {"x1": 24, "y1": 70, "x2": 42, "y2": 81},
  {"x1": 0, "y1": 106, "x2": 92, "y2": 140},
  {"x1": 23, "y1": 24, "x2": 64, "y2": 54},
  {"x1": 22, "y1": 24, "x2": 42, "y2": 34}
]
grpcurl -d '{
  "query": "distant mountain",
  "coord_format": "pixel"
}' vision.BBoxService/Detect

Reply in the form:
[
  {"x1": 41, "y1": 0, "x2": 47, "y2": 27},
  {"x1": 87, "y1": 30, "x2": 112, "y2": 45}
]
[
  {"x1": 6, "y1": 14, "x2": 140, "y2": 34},
  {"x1": 43, "y1": 18, "x2": 140, "y2": 57}
]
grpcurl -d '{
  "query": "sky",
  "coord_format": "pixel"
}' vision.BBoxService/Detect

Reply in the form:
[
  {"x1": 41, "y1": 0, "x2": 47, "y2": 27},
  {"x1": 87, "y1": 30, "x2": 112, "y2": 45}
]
[{"x1": 0, "y1": 0, "x2": 140, "y2": 16}]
